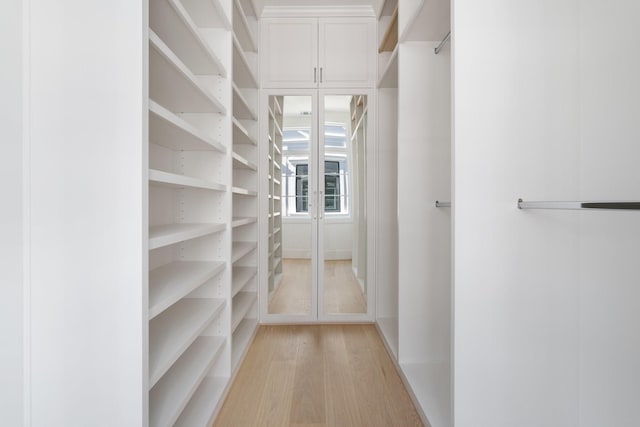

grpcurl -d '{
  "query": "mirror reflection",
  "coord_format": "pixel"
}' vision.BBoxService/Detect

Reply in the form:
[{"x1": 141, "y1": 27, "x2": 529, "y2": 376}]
[{"x1": 267, "y1": 94, "x2": 368, "y2": 316}]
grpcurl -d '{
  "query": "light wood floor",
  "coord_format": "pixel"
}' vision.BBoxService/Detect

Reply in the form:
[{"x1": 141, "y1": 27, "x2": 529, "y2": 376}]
[
  {"x1": 269, "y1": 259, "x2": 366, "y2": 315},
  {"x1": 213, "y1": 324, "x2": 423, "y2": 427}
]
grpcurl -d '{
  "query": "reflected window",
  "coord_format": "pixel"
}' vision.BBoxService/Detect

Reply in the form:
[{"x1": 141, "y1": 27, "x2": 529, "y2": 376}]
[{"x1": 283, "y1": 123, "x2": 350, "y2": 216}]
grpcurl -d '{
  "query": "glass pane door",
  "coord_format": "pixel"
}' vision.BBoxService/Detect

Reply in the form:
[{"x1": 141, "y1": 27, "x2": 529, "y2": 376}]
[
  {"x1": 267, "y1": 95, "x2": 316, "y2": 317},
  {"x1": 320, "y1": 95, "x2": 368, "y2": 316}
]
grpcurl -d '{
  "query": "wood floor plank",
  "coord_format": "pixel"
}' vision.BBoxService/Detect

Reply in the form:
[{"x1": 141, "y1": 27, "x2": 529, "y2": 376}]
[
  {"x1": 342, "y1": 324, "x2": 396, "y2": 427},
  {"x1": 254, "y1": 361, "x2": 296, "y2": 427},
  {"x1": 290, "y1": 327, "x2": 326, "y2": 424},
  {"x1": 212, "y1": 325, "x2": 423, "y2": 427},
  {"x1": 363, "y1": 325, "x2": 424, "y2": 427},
  {"x1": 322, "y1": 325, "x2": 363, "y2": 427}
]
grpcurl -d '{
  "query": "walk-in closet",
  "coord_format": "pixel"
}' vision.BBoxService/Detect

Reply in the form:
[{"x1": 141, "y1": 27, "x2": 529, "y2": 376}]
[{"x1": 4, "y1": 0, "x2": 639, "y2": 426}]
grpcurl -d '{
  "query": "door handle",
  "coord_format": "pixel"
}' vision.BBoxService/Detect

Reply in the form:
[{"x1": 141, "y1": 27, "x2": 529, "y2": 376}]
[
  {"x1": 314, "y1": 67, "x2": 317, "y2": 83},
  {"x1": 320, "y1": 67, "x2": 323, "y2": 83},
  {"x1": 319, "y1": 190, "x2": 324, "y2": 219},
  {"x1": 312, "y1": 190, "x2": 317, "y2": 219}
]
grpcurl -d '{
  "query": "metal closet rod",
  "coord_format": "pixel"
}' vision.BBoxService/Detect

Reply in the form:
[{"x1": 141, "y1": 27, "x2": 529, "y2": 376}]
[
  {"x1": 434, "y1": 32, "x2": 451, "y2": 54},
  {"x1": 435, "y1": 201, "x2": 451, "y2": 207},
  {"x1": 518, "y1": 199, "x2": 640, "y2": 210}
]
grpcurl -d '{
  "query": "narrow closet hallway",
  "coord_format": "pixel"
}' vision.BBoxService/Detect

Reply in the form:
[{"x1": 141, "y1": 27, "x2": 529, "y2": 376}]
[{"x1": 213, "y1": 324, "x2": 422, "y2": 426}]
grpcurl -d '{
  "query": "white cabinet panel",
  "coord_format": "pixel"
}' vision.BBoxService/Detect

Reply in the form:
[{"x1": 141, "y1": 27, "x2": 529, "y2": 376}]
[
  {"x1": 262, "y1": 18, "x2": 318, "y2": 88},
  {"x1": 319, "y1": 18, "x2": 376, "y2": 88},
  {"x1": 262, "y1": 17, "x2": 375, "y2": 89}
]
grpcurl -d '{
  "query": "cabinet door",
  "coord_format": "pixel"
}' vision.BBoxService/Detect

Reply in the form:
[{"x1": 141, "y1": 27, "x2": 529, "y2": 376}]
[
  {"x1": 318, "y1": 17, "x2": 376, "y2": 88},
  {"x1": 262, "y1": 18, "x2": 318, "y2": 88}
]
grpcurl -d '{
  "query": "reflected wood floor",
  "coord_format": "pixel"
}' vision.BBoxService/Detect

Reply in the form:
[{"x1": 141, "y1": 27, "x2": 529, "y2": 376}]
[
  {"x1": 213, "y1": 324, "x2": 423, "y2": 427},
  {"x1": 269, "y1": 259, "x2": 366, "y2": 314}
]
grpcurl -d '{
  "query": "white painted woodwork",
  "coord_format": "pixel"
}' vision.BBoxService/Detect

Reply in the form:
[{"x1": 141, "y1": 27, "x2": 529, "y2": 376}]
[
  {"x1": 0, "y1": 1, "x2": 24, "y2": 425},
  {"x1": 397, "y1": 39, "x2": 451, "y2": 427},
  {"x1": 262, "y1": 18, "x2": 318, "y2": 88},
  {"x1": 262, "y1": 17, "x2": 375, "y2": 88},
  {"x1": 453, "y1": 0, "x2": 640, "y2": 426},
  {"x1": 26, "y1": 1, "x2": 146, "y2": 425},
  {"x1": 318, "y1": 18, "x2": 376, "y2": 88}
]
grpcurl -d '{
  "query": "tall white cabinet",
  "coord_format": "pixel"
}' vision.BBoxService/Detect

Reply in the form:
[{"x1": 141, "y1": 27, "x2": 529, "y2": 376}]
[
  {"x1": 148, "y1": 0, "x2": 259, "y2": 424},
  {"x1": 376, "y1": 0, "x2": 640, "y2": 426},
  {"x1": 453, "y1": 0, "x2": 640, "y2": 426},
  {"x1": 19, "y1": 0, "x2": 260, "y2": 425}
]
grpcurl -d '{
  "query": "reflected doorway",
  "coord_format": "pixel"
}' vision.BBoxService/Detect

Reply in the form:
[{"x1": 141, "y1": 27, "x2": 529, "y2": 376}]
[{"x1": 266, "y1": 93, "x2": 370, "y2": 319}]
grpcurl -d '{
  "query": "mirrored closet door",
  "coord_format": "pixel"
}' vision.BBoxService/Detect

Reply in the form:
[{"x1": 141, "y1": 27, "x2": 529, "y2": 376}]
[{"x1": 265, "y1": 92, "x2": 371, "y2": 321}]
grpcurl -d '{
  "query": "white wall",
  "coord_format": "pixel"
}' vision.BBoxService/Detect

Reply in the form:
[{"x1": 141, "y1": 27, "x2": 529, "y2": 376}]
[
  {"x1": 578, "y1": 1, "x2": 640, "y2": 425},
  {"x1": 0, "y1": 1, "x2": 24, "y2": 425},
  {"x1": 453, "y1": 1, "x2": 582, "y2": 425},
  {"x1": 27, "y1": 2, "x2": 147, "y2": 425}
]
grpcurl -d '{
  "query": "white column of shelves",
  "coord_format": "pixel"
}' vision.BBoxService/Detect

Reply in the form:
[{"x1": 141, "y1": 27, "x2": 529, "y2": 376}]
[
  {"x1": 395, "y1": 1, "x2": 452, "y2": 427},
  {"x1": 267, "y1": 96, "x2": 284, "y2": 296},
  {"x1": 376, "y1": 0, "x2": 400, "y2": 359},
  {"x1": 230, "y1": 0, "x2": 260, "y2": 371},
  {"x1": 148, "y1": 0, "x2": 233, "y2": 426}
]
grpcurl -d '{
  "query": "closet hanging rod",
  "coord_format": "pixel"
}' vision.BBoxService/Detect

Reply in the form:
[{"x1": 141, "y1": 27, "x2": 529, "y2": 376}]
[
  {"x1": 435, "y1": 201, "x2": 451, "y2": 207},
  {"x1": 517, "y1": 199, "x2": 640, "y2": 210},
  {"x1": 434, "y1": 32, "x2": 451, "y2": 54}
]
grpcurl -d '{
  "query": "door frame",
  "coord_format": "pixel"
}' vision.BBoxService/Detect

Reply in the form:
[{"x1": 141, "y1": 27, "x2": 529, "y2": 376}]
[{"x1": 259, "y1": 88, "x2": 377, "y2": 324}]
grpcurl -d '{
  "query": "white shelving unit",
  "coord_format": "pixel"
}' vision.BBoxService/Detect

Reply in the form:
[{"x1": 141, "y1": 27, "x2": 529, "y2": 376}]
[
  {"x1": 230, "y1": 0, "x2": 259, "y2": 374},
  {"x1": 376, "y1": 1, "x2": 452, "y2": 426},
  {"x1": 266, "y1": 96, "x2": 284, "y2": 296},
  {"x1": 375, "y1": 0, "x2": 400, "y2": 360},
  {"x1": 147, "y1": 0, "x2": 259, "y2": 424}
]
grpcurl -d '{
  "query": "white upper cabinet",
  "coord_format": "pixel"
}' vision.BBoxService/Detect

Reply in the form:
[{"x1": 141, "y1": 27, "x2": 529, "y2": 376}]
[
  {"x1": 318, "y1": 18, "x2": 375, "y2": 88},
  {"x1": 262, "y1": 18, "x2": 318, "y2": 88},
  {"x1": 262, "y1": 17, "x2": 375, "y2": 89}
]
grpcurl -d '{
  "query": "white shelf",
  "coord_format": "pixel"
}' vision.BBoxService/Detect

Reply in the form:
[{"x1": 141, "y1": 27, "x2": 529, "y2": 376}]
[
  {"x1": 232, "y1": 241, "x2": 257, "y2": 263},
  {"x1": 150, "y1": 0, "x2": 226, "y2": 77},
  {"x1": 378, "y1": 45, "x2": 398, "y2": 88},
  {"x1": 149, "y1": 298, "x2": 225, "y2": 387},
  {"x1": 400, "y1": 362, "x2": 451, "y2": 427},
  {"x1": 231, "y1": 187, "x2": 257, "y2": 197},
  {"x1": 232, "y1": 217, "x2": 257, "y2": 228},
  {"x1": 232, "y1": 318, "x2": 258, "y2": 369},
  {"x1": 232, "y1": 266, "x2": 257, "y2": 297},
  {"x1": 149, "y1": 30, "x2": 226, "y2": 114},
  {"x1": 232, "y1": 83, "x2": 257, "y2": 120},
  {"x1": 232, "y1": 0, "x2": 258, "y2": 52},
  {"x1": 232, "y1": 35, "x2": 258, "y2": 89},
  {"x1": 174, "y1": 376, "x2": 228, "y2": 427},
  {"x1": 232, "y1": 117, "x2": 257, "y2": 145},
  {"x1": 149, "y1": 261, "x2": 225, "y2": 320},
  {"x1": 232, "y1": 291, "x2": 257, "y2": 332},
  {"x1": 273, "y1": 227, "x2": 281, "y2": 235},
  {"x1": 149, "y1": 101, "x2": 226, "y2": 152},
  {"x1": 149, "y1": 169, "x2": 226, "y2": 192},
  {"x1": 149, "y1": 336, "x2": 225, "y2": 427},
  {"x1": 232, "y1": 152, "x2": 257, "y2": 170},
  {"x1": 274, "y1": 256, "x2": 282, "y2": 269},
  {"x1": 180, "y1": 0, "x2": 231, "y2": 30},
  {"x1": 149, "y1": 223, "x2": 225, "y2": 250},
  {"x1": 272, "y1": 241, "x2": 281, "y2": 252}
]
